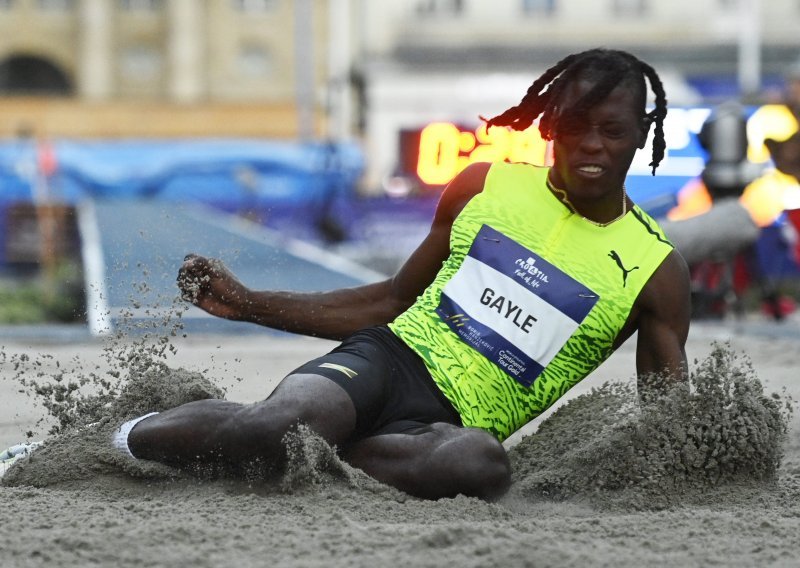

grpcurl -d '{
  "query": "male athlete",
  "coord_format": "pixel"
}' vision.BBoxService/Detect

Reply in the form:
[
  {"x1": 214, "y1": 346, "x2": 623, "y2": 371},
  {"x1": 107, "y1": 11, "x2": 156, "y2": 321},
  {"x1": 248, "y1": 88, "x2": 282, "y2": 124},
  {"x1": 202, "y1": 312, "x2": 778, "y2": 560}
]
[{"x1": 113, "y1": 49, "x2": 690, "y2": 501}]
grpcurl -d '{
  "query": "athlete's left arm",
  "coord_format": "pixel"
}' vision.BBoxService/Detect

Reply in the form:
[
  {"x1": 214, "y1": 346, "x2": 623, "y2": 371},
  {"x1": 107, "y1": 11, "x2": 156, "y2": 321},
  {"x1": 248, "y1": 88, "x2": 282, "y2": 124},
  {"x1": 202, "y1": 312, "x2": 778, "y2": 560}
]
[{"x1": 633, "y1": 249, "x2": 691, "y2": 398}]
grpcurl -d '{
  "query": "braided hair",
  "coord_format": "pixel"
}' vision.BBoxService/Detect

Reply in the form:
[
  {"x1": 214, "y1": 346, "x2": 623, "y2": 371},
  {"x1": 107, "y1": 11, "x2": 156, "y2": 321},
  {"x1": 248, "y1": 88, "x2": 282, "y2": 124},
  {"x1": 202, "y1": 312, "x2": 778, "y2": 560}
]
[{"x1": 482, "y1": 48, "x2": 668, "y2": 175}]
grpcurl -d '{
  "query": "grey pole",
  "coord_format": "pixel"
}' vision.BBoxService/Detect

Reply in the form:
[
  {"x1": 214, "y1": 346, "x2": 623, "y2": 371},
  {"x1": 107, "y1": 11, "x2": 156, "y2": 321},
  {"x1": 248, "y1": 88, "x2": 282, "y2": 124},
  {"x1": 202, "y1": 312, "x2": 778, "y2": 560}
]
[
  {"x1": 737, "y1": 0, "x2": 761, "y2": 97},
  {"x1": 327, "y1": 0, "x2": 353, "y2": 141},
  {"x1": 295, "y1": 0, "x2": 316, "y2": 140}
]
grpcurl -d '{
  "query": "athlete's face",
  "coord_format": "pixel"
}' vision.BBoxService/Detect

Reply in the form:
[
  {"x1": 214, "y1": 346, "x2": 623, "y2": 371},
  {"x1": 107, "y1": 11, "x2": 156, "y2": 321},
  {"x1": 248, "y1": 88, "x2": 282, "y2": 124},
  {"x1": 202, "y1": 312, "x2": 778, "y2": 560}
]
[{"x1": 548, "y1": 77, "x2": 649, "y2": 206}]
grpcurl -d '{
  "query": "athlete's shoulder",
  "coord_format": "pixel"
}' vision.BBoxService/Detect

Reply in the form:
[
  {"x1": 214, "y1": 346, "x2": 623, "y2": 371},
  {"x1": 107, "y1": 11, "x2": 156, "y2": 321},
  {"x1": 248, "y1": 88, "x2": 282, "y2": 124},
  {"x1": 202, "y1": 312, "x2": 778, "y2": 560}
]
[
  {"x1": 445, "y1": 162, "x2": 494, "y2": 192},
  {"x1": 637, "y1": 247, "x2": 691, "y2": 321},
  {"x1": 627, "y1": 205, "x2": 674, "y2": 247},
  {"x1": 435, "y1": 162, "x2": 491, "y2": 222}
]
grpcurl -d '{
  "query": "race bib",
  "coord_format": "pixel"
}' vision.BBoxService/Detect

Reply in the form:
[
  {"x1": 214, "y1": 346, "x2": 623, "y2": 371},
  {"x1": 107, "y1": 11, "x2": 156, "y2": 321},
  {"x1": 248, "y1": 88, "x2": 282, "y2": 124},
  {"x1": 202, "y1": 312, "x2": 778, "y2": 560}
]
[{"x1": 436, "y1": 225, "x2": 599, "y2": 387}]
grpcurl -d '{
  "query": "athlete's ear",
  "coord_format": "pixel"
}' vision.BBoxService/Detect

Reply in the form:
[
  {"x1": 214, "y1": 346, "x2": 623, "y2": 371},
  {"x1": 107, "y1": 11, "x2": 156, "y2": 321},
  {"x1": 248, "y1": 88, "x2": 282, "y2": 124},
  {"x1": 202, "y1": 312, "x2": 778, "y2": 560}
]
[{"x1": 637, "y1": 115, "x2": 652, "y2": 149}]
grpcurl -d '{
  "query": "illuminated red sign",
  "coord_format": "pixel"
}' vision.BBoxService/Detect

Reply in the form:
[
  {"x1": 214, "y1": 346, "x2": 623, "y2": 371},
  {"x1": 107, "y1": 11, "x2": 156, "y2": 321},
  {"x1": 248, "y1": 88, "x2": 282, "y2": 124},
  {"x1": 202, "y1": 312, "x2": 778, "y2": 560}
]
[{"x1": 401, "y1": 122, "x2": 552, "y2": 187}]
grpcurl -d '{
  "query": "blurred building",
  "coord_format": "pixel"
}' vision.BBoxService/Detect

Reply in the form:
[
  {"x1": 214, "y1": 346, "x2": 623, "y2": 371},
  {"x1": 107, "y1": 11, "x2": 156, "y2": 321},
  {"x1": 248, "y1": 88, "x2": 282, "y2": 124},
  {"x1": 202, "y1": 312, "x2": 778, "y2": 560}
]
[
  {"x1": 0, "y1": 0, "x2": 332, "y2": 138},
  {"x1": 361, "y1": 0, "x2": 797, "y2": 81}
]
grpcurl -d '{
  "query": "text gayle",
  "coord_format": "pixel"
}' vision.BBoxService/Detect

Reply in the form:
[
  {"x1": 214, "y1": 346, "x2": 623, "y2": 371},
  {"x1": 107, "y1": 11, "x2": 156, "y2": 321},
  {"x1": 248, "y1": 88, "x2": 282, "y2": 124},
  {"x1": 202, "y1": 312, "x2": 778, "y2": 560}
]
[{"x1": 479, "y1": 287, "x2": 537, "y2": 333}]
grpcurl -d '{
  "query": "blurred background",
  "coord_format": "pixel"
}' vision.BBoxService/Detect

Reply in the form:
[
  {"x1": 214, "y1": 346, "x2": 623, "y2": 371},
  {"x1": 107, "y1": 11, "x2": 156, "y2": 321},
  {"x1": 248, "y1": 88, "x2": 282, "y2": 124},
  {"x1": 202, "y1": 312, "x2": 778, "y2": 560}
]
[{"x1": 0, "y1": 0, "x2": 799, "y2": 335}]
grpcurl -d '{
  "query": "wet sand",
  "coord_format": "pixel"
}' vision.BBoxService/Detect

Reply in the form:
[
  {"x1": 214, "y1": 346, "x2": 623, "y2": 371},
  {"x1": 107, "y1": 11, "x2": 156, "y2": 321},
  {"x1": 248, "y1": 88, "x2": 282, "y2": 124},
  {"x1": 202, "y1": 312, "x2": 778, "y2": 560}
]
[{"x1": 1, "y1": 318, "x2": 799, "y2": 567}]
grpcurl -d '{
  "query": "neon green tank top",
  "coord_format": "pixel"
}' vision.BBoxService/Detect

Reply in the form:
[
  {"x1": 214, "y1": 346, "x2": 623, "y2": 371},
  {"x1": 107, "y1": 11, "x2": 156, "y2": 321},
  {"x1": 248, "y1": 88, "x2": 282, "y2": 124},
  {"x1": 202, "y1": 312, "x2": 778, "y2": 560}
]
[{"x1": 389, "y1": 162, "x2": 674, "y2": 441}]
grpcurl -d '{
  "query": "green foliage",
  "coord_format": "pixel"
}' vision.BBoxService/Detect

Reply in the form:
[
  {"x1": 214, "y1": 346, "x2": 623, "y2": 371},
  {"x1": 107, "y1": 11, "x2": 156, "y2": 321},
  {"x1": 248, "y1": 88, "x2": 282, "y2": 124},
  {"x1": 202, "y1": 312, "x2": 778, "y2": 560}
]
[
  {"x1": 0, "y1": 261, "x2": 85, "y2": 324},
  {"x1": 0, "y1": 282, "x2": 49, "y2": 323}
]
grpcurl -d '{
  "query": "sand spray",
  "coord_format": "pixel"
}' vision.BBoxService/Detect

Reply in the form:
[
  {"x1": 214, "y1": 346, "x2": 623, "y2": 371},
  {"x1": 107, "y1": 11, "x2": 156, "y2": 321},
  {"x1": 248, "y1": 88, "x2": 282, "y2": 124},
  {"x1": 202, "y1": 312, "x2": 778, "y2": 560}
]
[
  {"x1": 1, "y1": 262, "x2": 391, "y2": 495},
  {"x1": 508, "y1": 342, "x2": 793, "y2": 509},
  {"x1": 2, "y1": 263, "x2": 795, "y2": 507}
]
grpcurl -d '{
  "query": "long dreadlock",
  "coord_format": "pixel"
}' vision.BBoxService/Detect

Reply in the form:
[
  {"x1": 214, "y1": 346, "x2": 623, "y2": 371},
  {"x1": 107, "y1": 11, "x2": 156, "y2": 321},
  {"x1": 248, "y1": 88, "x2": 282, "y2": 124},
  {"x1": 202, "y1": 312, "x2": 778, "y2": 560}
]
[{"x1": 482, "y1": 48, "x2": 668, "y2": 175}]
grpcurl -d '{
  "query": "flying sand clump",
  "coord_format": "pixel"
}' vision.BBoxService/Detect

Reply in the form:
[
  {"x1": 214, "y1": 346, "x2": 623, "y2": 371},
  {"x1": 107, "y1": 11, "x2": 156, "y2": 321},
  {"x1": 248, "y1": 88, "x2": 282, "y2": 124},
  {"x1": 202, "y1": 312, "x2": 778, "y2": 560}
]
[
  {"x1": 508, "y1": 342, "x2": 793, "y2": 509},
  {"x1": 2, "y1": 278, "x2": 386, "y2": 494}
]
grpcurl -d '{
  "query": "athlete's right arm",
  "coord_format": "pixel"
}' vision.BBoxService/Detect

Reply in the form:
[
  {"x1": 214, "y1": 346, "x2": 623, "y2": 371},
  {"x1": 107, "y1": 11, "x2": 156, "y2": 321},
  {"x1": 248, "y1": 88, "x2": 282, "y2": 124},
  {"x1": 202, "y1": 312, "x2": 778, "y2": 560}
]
[{"x1": 176, "y1": 162, "x2": 491, "y2": 340}]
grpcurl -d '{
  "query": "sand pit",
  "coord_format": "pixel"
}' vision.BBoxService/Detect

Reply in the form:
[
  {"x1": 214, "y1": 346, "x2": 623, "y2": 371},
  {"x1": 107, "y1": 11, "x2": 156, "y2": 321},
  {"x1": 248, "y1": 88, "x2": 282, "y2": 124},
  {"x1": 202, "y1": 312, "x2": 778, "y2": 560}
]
[{"x1": 2, "y1": 318, "x2": 800, "y2": 567}]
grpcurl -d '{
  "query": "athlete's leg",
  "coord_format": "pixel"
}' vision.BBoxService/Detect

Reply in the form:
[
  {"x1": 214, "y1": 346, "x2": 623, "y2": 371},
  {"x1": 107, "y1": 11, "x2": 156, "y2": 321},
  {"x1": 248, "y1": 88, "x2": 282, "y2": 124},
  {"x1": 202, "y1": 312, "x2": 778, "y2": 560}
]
[
  {"x1": 127, "y1": 373, "x2": 356, "y2": 472},
  {"x1": 342, "y1": 423, "x2": 511, "y2": 500}
]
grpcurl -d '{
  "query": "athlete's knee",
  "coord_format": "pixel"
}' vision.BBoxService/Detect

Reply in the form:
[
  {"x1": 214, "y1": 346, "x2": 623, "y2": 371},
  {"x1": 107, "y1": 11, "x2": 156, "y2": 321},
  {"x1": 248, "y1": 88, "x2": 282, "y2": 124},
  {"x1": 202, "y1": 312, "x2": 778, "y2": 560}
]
[
  {"x1": 423, "y1": 424, "x2": 510, "y2": 500},
  {"x1": 453, "y1": 428, "x2": 511, "y2": 500}
]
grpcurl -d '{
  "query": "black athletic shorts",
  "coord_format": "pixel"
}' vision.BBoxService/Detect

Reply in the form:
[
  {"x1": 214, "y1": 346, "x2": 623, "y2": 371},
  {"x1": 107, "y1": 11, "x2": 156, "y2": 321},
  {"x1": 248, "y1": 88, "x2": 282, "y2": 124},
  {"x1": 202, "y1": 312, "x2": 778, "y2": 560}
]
[{"x1": 288, "y1": 325, "x2": 462, "y2": 438}]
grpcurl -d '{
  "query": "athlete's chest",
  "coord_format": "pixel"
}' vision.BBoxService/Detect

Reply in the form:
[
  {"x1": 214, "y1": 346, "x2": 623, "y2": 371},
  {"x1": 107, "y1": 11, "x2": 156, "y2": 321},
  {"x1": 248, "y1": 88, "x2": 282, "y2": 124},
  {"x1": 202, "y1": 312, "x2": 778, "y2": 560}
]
[
  {"x1": 438, "y1": 223, "x2": 602, "y2": 386},
  {"x1": 452, "y1": 195, "x2": 641, "y2": 302}
]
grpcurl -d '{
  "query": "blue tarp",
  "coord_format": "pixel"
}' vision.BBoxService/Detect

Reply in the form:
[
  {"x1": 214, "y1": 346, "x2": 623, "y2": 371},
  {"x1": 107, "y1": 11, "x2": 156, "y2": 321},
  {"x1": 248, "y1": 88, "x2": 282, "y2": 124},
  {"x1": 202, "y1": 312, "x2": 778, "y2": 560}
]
[
  {"x1": 0, "y1": 138, "x2": 363, "y2": 204},
  {"x1": 0, "y1": 138, "x2": 365, "y2": 264}
]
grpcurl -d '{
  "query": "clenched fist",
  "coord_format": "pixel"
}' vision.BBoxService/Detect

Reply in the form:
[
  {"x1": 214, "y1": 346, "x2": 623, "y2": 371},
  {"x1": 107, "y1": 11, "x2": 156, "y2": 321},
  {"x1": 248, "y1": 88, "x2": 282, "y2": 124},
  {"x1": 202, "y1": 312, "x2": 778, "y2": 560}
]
[{"x1": 177, "y1": 254, "x2": 250, "y2": 320}]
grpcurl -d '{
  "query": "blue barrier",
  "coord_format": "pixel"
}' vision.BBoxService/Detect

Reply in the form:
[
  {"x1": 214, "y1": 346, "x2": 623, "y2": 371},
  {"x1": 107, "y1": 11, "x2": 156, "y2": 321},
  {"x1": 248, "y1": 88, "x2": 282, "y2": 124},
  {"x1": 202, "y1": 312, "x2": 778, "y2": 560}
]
[
  {"x1": 0, "y1": 138, "x2": 363, "y2": 202},
  {"x1": 0, "y1": 138, "x2": 365, "y2": 264}
]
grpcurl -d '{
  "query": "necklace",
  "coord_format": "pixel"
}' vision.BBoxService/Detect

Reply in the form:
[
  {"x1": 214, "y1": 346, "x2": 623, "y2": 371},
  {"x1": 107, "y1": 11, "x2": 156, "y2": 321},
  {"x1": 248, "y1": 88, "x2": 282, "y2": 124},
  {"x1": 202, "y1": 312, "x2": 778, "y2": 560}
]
[{"x1": 546, "y1": 178, "x2": 627, "y2": 227}]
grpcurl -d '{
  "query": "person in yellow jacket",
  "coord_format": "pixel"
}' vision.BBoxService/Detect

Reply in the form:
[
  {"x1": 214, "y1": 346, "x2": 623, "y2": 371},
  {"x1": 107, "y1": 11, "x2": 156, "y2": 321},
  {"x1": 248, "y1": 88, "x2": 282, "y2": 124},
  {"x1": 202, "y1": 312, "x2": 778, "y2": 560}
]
[
  {"x1": 670, "y1": 72, "x2": 800, "y2": 227},
  {"x1": 110, "y1": 49, "x2": 689, "y2": 501},
  {"x1": 741, "y1": 60, "x2": 800, "y2": 221},
  {"x1": 667, "y1": 103, "x2": 800, "y2": 320}
]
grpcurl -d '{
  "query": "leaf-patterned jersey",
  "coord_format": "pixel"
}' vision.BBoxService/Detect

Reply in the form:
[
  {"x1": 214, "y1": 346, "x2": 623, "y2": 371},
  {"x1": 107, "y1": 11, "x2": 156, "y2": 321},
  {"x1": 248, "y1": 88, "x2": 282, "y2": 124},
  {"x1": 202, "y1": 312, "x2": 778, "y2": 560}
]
[{"x1": 388, "y1": 162, "x2": 674, "y2": 441}]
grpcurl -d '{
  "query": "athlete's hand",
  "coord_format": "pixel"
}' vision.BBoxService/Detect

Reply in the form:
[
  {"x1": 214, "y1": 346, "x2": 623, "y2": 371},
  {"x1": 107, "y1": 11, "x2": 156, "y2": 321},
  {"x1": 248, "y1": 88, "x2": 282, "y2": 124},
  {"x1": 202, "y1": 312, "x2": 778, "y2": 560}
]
[{"x1": 177, "y1": 254, "x2": 250, "y2": 320}]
